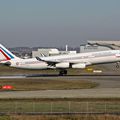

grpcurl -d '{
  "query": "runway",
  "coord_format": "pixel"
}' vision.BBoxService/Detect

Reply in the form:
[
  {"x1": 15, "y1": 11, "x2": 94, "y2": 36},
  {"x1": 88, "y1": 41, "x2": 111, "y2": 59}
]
[
  {"x1": 28, "y1": 73, "x2": 120, "y2": 88},
  {"x1": 0, "y1": 74, "x2": 120, "y2": 99},
  {"x1": 0, "y1": 88, "x2": 120, "y2": 99},
  {"x1": 0, "y1": 75, "x2": 26, "y2": 79}
]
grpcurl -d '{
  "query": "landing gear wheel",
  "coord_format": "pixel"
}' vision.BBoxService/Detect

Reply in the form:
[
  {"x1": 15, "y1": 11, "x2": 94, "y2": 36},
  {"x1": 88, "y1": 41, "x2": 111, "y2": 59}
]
[
  {"x1": 116, "y1": 65, "x2": 119, "y2": 68},
  {"x1": 116, "y1": 62, "x2": 120, "y2": 68},
  {"x1": 59, "y1": 69, "x2": 67, "y2": 76}
]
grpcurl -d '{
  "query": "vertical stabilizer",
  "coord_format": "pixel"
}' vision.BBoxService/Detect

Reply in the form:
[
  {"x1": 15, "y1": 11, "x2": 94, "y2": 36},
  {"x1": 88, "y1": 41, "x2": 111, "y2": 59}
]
[{"x1": 0, "y1": 44, "x2": 19, "y2": 61}]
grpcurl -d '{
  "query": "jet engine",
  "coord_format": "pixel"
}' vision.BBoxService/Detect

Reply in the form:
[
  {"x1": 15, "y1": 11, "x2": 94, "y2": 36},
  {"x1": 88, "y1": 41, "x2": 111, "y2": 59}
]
[
  {"x1": 55, "y1": 62, "x2": 69, "y2": 68},
  {"x1": 72, "y1": 63, "x2": 86, "y2": 68}
]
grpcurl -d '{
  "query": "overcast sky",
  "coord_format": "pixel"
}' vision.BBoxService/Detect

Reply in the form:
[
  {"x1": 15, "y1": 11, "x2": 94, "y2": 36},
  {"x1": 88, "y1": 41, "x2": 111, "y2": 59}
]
[{"x1": 0, "y1": 0, "x2": 120, "y2": 47}]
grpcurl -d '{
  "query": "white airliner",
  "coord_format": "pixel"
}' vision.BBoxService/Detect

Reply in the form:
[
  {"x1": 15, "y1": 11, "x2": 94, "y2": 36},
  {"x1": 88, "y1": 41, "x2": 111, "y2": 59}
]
[{"x1": 0, "y1": 44, "x2": 120, "y2": 75}]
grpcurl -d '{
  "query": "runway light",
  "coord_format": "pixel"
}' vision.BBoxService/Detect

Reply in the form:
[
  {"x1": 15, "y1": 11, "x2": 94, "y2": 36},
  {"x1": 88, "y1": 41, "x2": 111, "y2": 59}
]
[{"x1": 2, "y1": 85, "x2": 13, "y2": 90}]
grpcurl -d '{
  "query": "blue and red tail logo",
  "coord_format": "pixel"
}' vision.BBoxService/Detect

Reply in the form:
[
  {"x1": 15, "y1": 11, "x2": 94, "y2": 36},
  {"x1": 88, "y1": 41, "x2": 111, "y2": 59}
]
[{"x1": 0, "y1": 47, "x2": 14, "y2": 61}]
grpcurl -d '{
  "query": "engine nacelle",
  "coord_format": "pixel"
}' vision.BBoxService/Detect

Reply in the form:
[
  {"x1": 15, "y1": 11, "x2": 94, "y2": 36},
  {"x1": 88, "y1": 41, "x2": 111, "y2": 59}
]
[
  {"x1": 72, "y1": 63, "x2": 86, "y2": 68},
  {"x1": 55, "y1": 62, "x2": 69, "y2": 68}
]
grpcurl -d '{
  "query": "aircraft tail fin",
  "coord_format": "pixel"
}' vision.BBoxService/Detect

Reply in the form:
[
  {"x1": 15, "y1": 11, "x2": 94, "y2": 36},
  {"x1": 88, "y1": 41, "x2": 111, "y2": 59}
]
[{"x1": 0, "y1": 44, "x2": 19, "y2": 61}]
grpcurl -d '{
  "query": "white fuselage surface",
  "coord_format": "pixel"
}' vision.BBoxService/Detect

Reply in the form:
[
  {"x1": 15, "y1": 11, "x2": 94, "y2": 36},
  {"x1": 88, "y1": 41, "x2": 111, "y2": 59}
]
[{"x1": 8, "y1": 50, "x2": 120, "y2": 69}]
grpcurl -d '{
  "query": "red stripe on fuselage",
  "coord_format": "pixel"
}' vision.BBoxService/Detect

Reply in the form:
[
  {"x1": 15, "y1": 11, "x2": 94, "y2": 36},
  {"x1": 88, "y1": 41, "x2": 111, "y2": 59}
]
[{"x1": 0, "y1": 49, "x2": 10, "y2": 60}]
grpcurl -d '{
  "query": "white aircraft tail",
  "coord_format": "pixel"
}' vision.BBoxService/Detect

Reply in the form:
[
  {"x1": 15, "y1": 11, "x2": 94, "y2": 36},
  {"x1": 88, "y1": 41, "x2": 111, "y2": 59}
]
[{"x1": 0, "y1": 44, "x2": 20, "y2": 61}]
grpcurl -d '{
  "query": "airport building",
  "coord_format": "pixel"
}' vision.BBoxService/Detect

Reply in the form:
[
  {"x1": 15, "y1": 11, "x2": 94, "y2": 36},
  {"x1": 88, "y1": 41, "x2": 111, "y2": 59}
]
[
  {"x1": 32, "y1": 48, "x2": 59, "y2": 58},
  {"x1": 88, "y1": 40, "x2": 120, "y2": 49},
  {"x1": 32, "y1": 47, "x2": 77, "y2": 58},
  {"x1": 80, "y1": 44, "x2": 111, "y2": 53},
  {"x1": 80, "y1": 40, "x2": 120, "y2": 53}
]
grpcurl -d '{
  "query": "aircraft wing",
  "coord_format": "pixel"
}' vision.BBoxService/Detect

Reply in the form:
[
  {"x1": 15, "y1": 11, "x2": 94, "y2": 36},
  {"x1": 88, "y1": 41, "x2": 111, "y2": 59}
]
[
  {"x1": 36, "y1": 57, "x2": 60, "y2": 66},
  {"x1": 36, "y1": 57, "x2": 91, "y2": 68}
]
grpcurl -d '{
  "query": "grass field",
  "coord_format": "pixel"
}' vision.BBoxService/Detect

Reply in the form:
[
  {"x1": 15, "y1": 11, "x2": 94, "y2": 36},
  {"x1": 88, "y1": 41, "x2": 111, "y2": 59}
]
[
  {"x1": 0, "y1": 115, "x2": 120, "y2": 120},
  {"x1": 0, "y1": 99, "x2": 119, "y2": 113},
  {"x1": 0, "y1": 78, "x2": 98, "y2": 91}
]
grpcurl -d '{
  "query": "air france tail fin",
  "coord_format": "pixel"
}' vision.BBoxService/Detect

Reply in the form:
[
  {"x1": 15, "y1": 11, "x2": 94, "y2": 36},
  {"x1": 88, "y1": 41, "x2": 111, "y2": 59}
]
[{"x1": 0, "y1": 44, "x2": 19, "y2": 61}]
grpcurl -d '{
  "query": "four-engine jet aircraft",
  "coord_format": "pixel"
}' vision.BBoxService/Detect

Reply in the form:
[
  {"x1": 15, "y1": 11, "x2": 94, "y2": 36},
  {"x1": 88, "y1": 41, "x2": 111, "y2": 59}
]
[{"x1": 0, "y1": 44, "x2": 120, "y2": 75}]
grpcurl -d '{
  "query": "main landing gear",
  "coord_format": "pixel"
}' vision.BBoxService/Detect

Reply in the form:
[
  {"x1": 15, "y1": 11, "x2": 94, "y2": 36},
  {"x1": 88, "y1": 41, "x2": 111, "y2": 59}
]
[
  {"x1": 116, "y1": 62, "x2": 120, "y2": 68},
  {"x1": 59, "y1": 69, "x2": 67, "y2": 76}
]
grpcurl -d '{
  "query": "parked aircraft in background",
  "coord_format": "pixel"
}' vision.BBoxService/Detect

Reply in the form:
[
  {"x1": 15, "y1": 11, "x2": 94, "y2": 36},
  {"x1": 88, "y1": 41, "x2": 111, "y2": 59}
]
[{"x1": 0, "y1": 44, "x2": 120, "y2": 75}]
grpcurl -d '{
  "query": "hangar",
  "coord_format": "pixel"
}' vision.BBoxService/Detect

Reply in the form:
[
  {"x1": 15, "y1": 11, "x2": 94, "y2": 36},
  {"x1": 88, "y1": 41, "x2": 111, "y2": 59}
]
[
  {"x1": 32, "y1": 45, "x2": 77, "y2": 57},
  {"x1": 80, "y1": 40, "x2": 120, "y2": 53}
]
